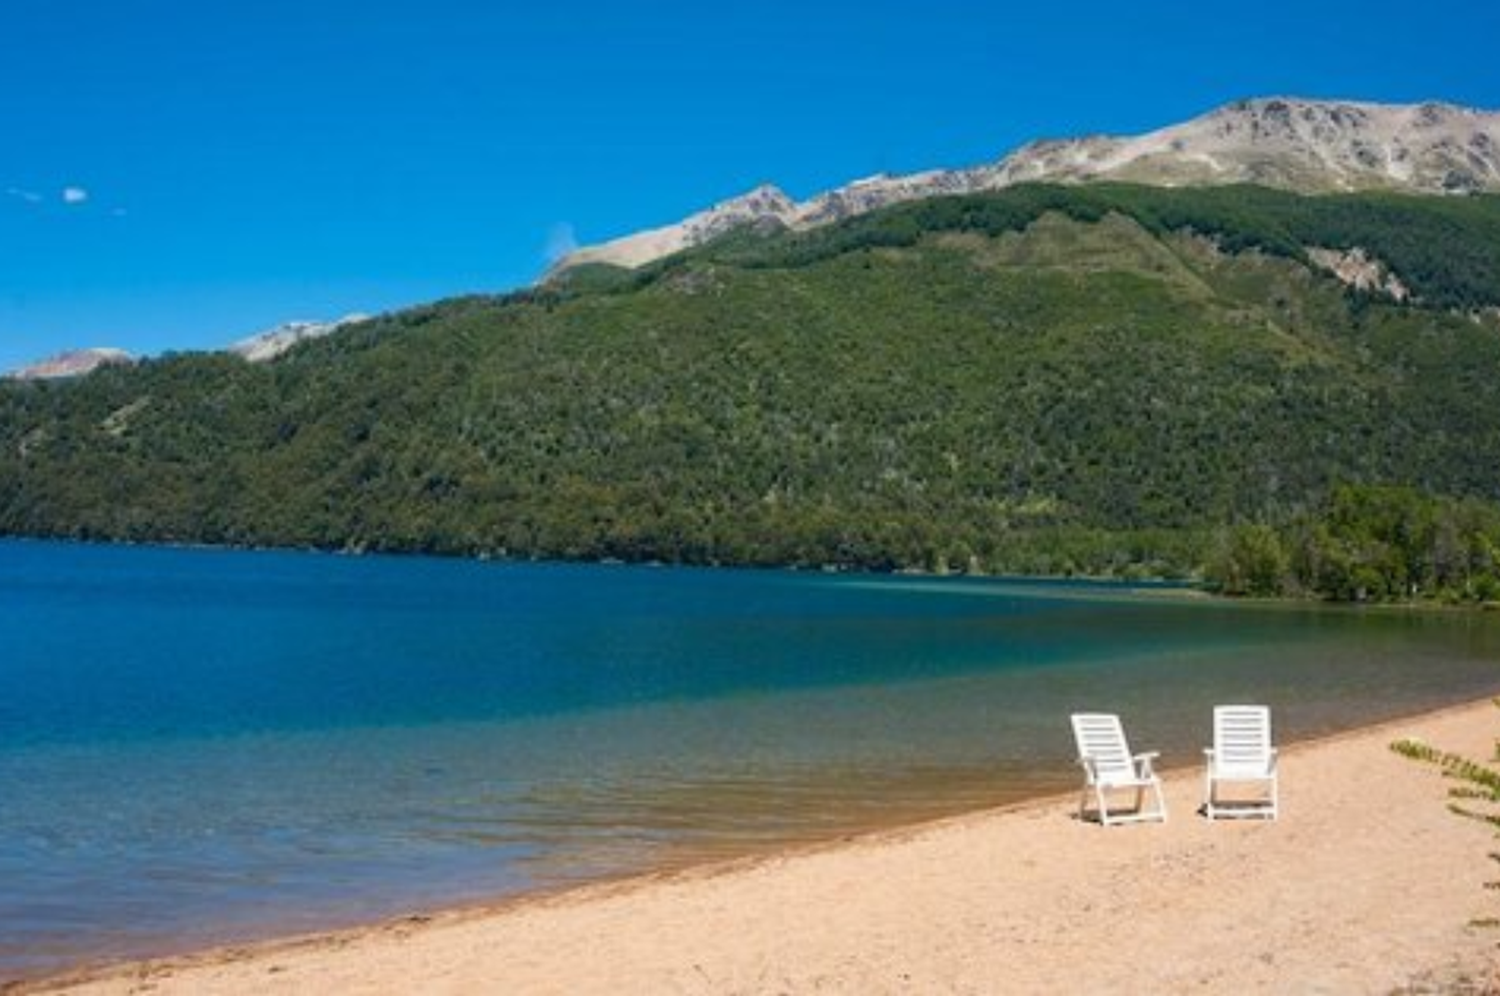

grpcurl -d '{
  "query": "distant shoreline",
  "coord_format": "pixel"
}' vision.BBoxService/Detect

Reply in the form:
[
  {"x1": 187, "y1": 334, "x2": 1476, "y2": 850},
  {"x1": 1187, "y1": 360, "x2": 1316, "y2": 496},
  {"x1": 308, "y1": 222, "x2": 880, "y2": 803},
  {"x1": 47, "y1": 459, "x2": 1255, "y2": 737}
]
[
  {"x1": 12, "y1": 533, "x2": 1500, "y2": 619},
  {"x1": 14, "y1": 696, "x2": 1499, "y2": 994},
  {"x1": 0, "y1": 530, "x2": 1215, "y2": 594}
]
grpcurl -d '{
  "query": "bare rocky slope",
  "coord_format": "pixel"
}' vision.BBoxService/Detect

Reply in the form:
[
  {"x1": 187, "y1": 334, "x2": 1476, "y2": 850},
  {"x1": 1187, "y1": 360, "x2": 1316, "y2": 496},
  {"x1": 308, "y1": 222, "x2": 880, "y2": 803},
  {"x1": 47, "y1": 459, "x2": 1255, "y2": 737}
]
[
  {"x1": 7, "y1": 348, "x2": 134, "y2": 381},
  {"x1": 229, "y1": 315, "x2": 370, "y2": 363},
  {"x1": 557, "y1": 97, "x2": 1500, "y2": 272},
  {"x1": 8, "y1": 317, "x2": 370, "y2": 380}
]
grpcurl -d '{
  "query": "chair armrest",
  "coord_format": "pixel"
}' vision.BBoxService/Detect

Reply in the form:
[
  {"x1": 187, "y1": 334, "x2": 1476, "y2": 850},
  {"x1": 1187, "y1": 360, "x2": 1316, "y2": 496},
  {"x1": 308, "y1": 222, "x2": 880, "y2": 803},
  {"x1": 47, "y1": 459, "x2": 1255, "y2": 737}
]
[{"x1": 1132, "y1": 751, "x2": 1160, "y2": 777}]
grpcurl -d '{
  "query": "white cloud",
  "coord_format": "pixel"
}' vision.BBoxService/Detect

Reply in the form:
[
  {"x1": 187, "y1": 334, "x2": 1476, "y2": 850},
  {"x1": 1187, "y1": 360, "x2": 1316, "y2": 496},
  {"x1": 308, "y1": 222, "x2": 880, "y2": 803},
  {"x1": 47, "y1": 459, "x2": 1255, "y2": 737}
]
[
  {"x1": 5, "y1": 187, "x2": 42, "y2": 204},
  {"x1": 62, "y1": 186, "x2": 89, "y2": 205},
  {"x1": 543, "y1": 222, "x2": 579, "y2": 265}
]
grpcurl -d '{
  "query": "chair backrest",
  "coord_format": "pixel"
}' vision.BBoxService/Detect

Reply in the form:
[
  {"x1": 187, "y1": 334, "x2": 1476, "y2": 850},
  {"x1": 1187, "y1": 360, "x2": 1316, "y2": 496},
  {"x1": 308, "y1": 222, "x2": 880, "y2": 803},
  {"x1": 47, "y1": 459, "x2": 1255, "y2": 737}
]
[
  {"x1": 1213, "y1": 705, "x2": 1272, "y2": 769},
  {"x1": 1070, "y1": 713, "x2": 1136, "y2": 784}
]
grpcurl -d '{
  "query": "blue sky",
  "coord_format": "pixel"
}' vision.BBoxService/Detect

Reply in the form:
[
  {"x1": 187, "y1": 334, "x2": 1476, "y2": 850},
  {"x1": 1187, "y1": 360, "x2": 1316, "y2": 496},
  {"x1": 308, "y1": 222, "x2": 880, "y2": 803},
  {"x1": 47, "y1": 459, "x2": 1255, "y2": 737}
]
[{"x1": 3, "y1": 0, "x2": 1499, "y2": 370}]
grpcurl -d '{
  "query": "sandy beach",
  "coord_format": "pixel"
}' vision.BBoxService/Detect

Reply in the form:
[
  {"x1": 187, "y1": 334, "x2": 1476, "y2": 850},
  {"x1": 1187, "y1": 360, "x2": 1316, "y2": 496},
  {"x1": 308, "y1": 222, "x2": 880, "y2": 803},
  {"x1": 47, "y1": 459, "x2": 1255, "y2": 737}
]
[{"x1": 16, "y1": 699, "x2": 1500, "y2": 995}]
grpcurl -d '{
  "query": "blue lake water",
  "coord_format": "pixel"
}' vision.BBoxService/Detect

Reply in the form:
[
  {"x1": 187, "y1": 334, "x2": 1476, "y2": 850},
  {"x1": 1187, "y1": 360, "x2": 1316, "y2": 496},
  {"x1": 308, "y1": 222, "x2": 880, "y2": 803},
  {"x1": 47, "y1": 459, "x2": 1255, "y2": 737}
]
[{"x1": 2, "y1": 540, "x2": 1498, "y2": 979}]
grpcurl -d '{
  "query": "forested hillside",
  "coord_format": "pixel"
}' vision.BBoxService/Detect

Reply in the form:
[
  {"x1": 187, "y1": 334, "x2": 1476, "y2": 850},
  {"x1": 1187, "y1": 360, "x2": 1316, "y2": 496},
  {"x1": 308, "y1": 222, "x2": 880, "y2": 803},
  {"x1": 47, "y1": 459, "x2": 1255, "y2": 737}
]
[{"x1": 5, "y1": 184, "x2": 1500, "y2": 594}]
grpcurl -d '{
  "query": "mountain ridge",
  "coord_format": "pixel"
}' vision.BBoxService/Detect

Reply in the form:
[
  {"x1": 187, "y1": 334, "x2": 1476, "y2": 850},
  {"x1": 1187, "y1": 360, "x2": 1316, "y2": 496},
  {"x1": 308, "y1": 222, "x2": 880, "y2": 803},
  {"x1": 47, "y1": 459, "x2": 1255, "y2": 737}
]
[
  {"x1": 6, "y1": 182, "x2": 1500, "y2": 581},
  {"x1": 7, "y1": 348, "x2": 134, "y2": 381},
  {"x1": 22, "y1": 97, "x2": 1495, "y2": 375},
  {"x1": 7, "y1": 315, "x2": 373, "y2": 380},
  {"x1": 556, "y1": 97, "x2": 1500, "y2": 273},
  {"x1": 229, "y1": 315, "x2": 371, "y2": 363}
]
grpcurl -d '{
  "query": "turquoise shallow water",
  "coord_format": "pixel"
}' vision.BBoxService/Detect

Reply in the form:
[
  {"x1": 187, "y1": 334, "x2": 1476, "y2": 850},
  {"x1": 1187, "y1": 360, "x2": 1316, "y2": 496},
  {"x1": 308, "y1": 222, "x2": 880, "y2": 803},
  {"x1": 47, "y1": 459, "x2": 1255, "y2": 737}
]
[{"x1": 2, "y1": 540, "x2": 1498, "y2": 979}]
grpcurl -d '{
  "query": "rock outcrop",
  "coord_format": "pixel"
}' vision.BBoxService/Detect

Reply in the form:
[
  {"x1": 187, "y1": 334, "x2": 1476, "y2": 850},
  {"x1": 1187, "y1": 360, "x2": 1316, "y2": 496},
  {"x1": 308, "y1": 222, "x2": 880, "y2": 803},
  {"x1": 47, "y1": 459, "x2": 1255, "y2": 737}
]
[{"x1": 229, "y1": 315, "x2": 369, "y2": 363}]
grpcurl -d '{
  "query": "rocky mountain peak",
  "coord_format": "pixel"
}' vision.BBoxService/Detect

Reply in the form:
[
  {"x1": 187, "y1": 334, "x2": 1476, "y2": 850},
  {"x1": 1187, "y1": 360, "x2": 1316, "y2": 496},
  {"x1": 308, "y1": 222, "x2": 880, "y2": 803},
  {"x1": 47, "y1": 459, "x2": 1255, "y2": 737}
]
[
  {"x1": 557, "y1": 183, "x2": 798, "y2": 272},
  {"x1": 10, "y1": 315, "x2": 371, "y2": 379},
  {"x1": 7, "y1": 348, "x2": 133, "y2": 380},
  {"x1": 552, "y1": 96, "x2": 1500, "y2": 274},
  {"x1": 230, "y1": 314, "x2": 369, "y2": 363}
]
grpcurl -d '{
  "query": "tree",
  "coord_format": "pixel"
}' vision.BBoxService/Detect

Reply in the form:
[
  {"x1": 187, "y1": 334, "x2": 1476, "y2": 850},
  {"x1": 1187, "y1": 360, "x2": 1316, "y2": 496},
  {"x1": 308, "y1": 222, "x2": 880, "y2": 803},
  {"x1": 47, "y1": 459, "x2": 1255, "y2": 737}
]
[{"x1": 1208, "y1": 524, "x2": 1289, "y2": 596}]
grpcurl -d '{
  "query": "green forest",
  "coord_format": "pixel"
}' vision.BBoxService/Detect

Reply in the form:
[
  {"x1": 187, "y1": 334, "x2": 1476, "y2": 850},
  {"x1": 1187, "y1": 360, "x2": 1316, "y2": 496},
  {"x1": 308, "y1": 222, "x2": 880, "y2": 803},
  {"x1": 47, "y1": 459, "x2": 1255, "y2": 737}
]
[
  {"x1": 5, "y1": 183, "x2": 1500, "y2": 602},
  {"x1": 1209, "y1": 485, "x2": 1500, "y2": 603}
]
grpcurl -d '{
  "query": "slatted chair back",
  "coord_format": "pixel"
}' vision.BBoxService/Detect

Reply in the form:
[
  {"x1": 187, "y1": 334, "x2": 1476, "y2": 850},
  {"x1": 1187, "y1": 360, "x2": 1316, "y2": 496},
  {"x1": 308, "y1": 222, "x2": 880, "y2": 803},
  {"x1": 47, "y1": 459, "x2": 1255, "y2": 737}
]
[
  {"x1": 1213, "y1": 705, "x2": 1273, "y2": 774},
  {"x1": 1071, "y1": 713, "x2": 1136, "y2": 786}
]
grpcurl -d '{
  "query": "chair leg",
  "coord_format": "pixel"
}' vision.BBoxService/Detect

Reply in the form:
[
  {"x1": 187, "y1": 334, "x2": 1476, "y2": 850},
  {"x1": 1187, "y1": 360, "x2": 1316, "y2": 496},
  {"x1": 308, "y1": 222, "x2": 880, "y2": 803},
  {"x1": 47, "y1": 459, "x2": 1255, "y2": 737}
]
[
  {"x1": 1204, "y1": 775, "x2": 1281, "y2": 820},
  {"x1": 1095, "y1": 784, "x2": 1112, "y2": 826}
]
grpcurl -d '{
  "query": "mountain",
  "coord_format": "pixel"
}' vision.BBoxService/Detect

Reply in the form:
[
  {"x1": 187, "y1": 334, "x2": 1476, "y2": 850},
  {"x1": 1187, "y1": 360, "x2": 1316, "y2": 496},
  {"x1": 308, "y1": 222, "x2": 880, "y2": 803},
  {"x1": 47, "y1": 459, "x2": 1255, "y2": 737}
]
[
  {"x1": 8, "y1": 315, "x2": 371, "y2": 380},
  {"x1": 555, "y1": 97, "x2": 1500, "y2": 273},
  {"x1": 5, "y1": 181, "x2": 1500, "y2": 584},
  {"x1": 7, "y1": 348, "x2": 133, "y2": 380},
  {"x1": 995, "y1": 98, "x2": 1500, "y2": 192},
  {"x1": 559, "y1": 185, "x2": 799, "y2": 271},
  {"x1": 230, "y1": 315, "x2": 370, "y2": 363}
]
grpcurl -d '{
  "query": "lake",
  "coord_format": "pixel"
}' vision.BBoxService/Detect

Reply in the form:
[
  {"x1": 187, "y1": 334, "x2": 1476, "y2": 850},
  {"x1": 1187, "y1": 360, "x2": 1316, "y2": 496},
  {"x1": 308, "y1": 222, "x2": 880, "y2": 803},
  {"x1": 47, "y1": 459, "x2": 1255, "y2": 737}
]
[{"x1": 2, "y1": 540, "x2": 1497, "y2": 979}]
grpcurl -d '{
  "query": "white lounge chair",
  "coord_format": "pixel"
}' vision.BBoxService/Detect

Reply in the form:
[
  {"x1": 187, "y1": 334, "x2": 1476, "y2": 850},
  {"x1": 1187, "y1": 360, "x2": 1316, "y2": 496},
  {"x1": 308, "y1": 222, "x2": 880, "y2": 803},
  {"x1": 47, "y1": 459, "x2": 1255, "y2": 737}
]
[
  {"x1": 1070, "y1": 712, "x2": 1168, "y2": 826},
  {"x1": 1203, "y1": 704, "x2": 1278, "y2": 820}
]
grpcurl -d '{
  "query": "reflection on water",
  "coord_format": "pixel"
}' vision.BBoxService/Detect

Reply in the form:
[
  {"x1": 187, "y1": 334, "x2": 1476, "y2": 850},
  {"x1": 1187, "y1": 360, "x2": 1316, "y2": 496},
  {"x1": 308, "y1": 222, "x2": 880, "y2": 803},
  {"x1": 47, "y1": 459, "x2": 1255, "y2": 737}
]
[{"x1": 1, "y1": 542, "x2": 1498, "y2": 979}]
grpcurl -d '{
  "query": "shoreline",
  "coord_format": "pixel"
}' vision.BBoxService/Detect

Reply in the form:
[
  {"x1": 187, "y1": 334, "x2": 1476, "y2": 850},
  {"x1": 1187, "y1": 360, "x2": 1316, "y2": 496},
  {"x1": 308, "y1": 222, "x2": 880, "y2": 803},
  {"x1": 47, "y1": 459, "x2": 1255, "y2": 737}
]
[
  {"x1": 23, "y1": 536, "x2": 1500, "y2": 622},
  {"x1": 16, "y1": 535, "x2": 1500, "y2": 619},
  {"x1": 13, "y1": 696, "x2": 1500, "y2": 994}
]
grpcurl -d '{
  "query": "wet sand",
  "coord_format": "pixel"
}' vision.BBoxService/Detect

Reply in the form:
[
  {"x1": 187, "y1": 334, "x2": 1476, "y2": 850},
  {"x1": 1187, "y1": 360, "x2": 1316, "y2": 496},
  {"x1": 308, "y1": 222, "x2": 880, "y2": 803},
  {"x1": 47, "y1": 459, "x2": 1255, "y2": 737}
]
[{"x1": 15, "y1": 699, "x2": 1500, "y2": 995}]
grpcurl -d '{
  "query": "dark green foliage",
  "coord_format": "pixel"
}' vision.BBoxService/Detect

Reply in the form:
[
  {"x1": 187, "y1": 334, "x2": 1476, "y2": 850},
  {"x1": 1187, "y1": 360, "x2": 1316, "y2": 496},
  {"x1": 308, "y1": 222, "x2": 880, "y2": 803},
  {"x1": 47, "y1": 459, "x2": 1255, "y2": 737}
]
[
  {"x1": 682, "y1": 183, "x2": 1500, "y2": 311},
  {"x1": 1209, "y1": 524, "x2": 1291, "y2": 597},
  {"x1": 5, "y1": 184, "x2": 1500, "y2": 578},
  {"x1": 541, "y1": 261, "x2": 651, "y2": 298},
  {"x1": 1207, "y1": 486, "x2": 1500, "y2": 603}
]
